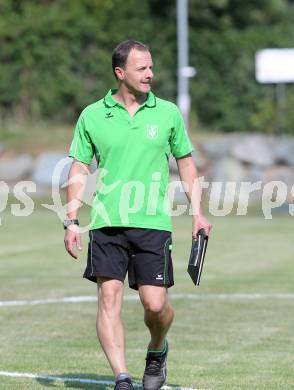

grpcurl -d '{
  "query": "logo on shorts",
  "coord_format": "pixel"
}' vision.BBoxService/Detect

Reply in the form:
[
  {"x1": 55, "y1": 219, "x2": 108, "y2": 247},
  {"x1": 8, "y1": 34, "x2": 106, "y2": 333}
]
[
  {"x1": 156, "y1": 274, "x2": 163, "y2": 280},
  {"x1": 146, "y1": 124, "x2": 158, "y2": 139}
]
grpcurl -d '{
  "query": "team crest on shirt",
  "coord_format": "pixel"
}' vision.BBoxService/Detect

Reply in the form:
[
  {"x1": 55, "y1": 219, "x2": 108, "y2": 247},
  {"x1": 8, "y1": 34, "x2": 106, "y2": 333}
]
[{"x1": 146, "y1": 124, "x2": 158, "y2": 139}]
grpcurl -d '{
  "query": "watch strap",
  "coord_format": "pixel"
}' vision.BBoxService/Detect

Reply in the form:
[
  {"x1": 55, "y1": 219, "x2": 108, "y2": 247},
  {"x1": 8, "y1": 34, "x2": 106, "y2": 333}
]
[{"x1": 63, "y1": 219, "x2": 79, "y2": 229}]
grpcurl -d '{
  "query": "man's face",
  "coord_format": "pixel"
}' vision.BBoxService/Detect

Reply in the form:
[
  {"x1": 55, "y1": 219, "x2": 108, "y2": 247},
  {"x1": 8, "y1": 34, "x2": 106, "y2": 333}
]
[{"x1": 116, "y1": 49, "x2": 153, "y2": 94}]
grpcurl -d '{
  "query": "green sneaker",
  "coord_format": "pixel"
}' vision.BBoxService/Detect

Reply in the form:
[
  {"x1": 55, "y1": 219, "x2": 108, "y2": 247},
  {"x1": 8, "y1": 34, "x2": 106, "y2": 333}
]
[{"x1": 142, "y1": 341, "x2": 168, "y2": 390}]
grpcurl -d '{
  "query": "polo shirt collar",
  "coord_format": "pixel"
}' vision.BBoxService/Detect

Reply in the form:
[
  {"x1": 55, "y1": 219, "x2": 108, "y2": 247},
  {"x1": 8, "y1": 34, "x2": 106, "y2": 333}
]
[
  {"x1": 103, "y1": 89, "x2": 156, "y2": 108},
  {"x1": 103, "y1": 89, "x2": 118, "y2": 107},
  {"x1": 145, "y1": 90, "x2": 156, "y2": 107}
]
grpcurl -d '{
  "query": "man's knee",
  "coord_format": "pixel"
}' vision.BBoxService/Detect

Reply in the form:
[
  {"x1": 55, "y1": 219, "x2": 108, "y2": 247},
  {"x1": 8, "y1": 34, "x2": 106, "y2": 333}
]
[
  {"x1": 99, "y1": 291, "x2": 119, "y2": 312},
  {"x1": 142, "y1": 298, "x2": 167, "y2": 314},
  {"x1": 139, "y1": 285, "x2": 169, "y2": 314},
  {"x1": 98, "y1": 278, "x2": 123, "y2": 315}
]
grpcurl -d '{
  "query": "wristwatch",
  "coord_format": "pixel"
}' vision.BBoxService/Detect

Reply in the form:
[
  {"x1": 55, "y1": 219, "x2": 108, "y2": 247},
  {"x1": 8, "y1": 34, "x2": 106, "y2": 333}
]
[{"x1": 63, "y1": 219, "x2": 79, "y2": 229}]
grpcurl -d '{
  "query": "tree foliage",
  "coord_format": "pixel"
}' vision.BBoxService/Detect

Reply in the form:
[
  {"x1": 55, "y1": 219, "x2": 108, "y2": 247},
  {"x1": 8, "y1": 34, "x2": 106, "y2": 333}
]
[{"x1": 0, "y1": 0, "x2": 294, "y2": 132}]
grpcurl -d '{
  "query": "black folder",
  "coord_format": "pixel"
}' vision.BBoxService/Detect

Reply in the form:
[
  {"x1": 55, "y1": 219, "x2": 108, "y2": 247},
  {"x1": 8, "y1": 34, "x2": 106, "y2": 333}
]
[{"x1": 187, "y1": 228, "x2": 209, "y2": 286}]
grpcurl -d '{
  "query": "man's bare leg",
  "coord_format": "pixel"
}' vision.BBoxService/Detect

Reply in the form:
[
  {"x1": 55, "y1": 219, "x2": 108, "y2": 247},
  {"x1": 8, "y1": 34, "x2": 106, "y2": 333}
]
[
  {"x1": 96, "y1": 278, "x2": 128, "y2": 376},
  {"x1": 138, "y1": 285, "x2": 174, "y2": 349},
  {"x1": 139, "y1": 285, "x2": 173, "y2": 390}
]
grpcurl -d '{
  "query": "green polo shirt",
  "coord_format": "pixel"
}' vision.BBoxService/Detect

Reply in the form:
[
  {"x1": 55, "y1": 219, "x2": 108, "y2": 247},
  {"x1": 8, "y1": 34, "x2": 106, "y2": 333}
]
[{"x1": 69, "y1": 89, "x2": 194, "y2": 232}]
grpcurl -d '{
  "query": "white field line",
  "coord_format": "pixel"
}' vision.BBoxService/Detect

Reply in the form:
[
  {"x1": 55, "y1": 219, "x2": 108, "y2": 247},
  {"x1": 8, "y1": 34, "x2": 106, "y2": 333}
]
[
  {"x1": 0, "y1": 370, "x2": 212, "y2": 390},
  {"x1": 0, "y1": 293, "x2": 294, "y2": 307}
]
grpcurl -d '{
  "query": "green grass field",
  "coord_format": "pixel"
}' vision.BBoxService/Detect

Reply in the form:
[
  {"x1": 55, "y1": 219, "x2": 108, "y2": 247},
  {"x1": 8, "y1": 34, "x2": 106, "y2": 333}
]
[{"x1": 0, "y1": 206, "x2": 293, "y2": 390}]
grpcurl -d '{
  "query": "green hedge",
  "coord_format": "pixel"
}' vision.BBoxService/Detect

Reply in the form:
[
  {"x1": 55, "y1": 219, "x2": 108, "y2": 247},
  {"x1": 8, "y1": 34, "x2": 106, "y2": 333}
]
[{"x1": 190, "y1": 22, "x2": 294, "y2": 133}]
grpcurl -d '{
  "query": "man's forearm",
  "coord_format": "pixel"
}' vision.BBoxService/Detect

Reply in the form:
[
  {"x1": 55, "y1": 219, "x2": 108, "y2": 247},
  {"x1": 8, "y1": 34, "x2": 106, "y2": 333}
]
[
  {"x1": 176, "y1": 155, "x2": 203, "y2": 217},
  {"x1": 66, "y1": 160, "x2": 89, "y2": 219}
]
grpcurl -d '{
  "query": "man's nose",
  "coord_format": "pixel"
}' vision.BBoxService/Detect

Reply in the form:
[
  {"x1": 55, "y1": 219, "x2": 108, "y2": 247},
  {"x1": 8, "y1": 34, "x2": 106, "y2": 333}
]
[{"x1": 146, "y1": 69, "x2": 153, "y2": 79}]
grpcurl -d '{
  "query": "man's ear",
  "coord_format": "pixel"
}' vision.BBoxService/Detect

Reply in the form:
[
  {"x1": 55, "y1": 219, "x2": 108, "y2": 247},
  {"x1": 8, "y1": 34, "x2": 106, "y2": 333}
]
[{"x1": 114, "y1": 66, "x2": 124, "y2": 81}]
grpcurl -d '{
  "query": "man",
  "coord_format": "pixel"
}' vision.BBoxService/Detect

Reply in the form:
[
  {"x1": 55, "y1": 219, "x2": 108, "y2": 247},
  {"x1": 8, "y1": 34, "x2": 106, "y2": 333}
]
[{"x1": 64, "y1": 40, "x2": 212, "y2": 390}]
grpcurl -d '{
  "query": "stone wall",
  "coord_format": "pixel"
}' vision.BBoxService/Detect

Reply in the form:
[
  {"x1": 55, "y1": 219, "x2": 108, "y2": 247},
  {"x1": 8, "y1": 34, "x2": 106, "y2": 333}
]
[
  {"x1": 1, "y1": 133, "x2": 293, "y2": 206},
  {"x1": 170, "y1": 133, "x2": 294, "y2": 206}
]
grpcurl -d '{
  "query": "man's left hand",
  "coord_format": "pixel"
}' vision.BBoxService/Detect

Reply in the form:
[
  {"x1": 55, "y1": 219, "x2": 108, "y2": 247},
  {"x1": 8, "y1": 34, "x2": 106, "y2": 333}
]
[{"x1": 192, "y1": 214, "x2": 212, "y2": 237}]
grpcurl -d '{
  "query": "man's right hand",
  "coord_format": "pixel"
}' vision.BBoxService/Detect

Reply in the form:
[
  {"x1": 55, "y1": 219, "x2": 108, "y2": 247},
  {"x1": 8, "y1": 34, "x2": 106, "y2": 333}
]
[{"x1": 64, "y1": 224, "x2": 82, "y2": 259}]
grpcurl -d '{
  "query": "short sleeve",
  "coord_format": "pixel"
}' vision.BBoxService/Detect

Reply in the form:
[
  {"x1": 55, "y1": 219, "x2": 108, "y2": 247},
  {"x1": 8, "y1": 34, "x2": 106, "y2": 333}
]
[
  {"x1": 68, "y1": 114, "x2": 95, "y2": 164},
  {"x1": 170, "y1": 107, "x2": 194, "y2": 158}
]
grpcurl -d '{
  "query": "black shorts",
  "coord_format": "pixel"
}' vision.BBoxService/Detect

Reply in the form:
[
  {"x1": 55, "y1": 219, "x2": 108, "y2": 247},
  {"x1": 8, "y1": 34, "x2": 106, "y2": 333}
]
[{"x1": 83, "y1": 227, "x2": 174, "y2": 290}]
